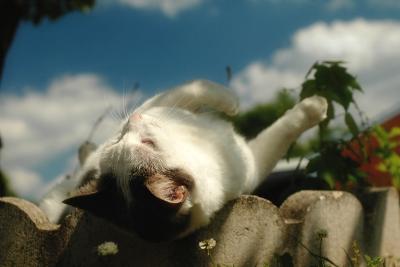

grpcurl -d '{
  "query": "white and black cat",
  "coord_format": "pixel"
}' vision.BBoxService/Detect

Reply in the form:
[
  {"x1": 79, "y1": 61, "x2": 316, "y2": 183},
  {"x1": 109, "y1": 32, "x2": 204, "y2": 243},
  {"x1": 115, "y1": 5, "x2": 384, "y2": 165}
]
[{"x1": 39, "y1": 80, "x2": 327, "y2": 241}]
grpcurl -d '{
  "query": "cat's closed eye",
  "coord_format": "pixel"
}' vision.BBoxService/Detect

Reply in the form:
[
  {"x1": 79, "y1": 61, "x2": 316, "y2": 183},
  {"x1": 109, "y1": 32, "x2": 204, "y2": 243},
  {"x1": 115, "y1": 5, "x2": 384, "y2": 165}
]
[{"x1": 141, "y1": 138, "x2": 156, "y2": 148}]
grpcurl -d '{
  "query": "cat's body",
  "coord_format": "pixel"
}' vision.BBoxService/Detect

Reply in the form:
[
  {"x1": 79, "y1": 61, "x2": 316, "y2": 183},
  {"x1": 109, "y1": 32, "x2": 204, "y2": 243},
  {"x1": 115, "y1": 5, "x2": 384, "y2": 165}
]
[{"x1": 39, "y1": 80, "x2": 327, "y2": 241}]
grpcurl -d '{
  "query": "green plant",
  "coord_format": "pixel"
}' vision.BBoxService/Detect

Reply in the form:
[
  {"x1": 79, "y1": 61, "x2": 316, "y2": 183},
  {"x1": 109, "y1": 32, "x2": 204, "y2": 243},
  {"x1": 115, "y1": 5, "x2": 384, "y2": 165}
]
[
  {"x1": 372, "y1": 126, "x2": 400, "y2": 189},
  {"x1": 299, "y1": 61, "x2": 369, "y2": 189},
  {"x1": 295, "y1": 232, "x2": 386, "y2": 267},
  {"x1": 348, "y1": 241, "x2": 384, "y2": 267},
  {"x1": 232, "y1": 90, "x2": 310, "y2": 157},
  {"x1": 233, "y1": 90, "x2": 296, "y2": 139},
  {"x1": 234, "y1": 61, "x2": 400, "y2": 190},
  {"x1": 287, "y1": 230, "x2": 339, "y2": 267},
  {"x1": 364, "y1": 255, "x2": 384, "y2": 267},
  {"x1": 349, "y1": 240, "x2": 361, "y2": 267},
  {"x1": 299, "y1": 61, "x2": 400, "y2": 190}
]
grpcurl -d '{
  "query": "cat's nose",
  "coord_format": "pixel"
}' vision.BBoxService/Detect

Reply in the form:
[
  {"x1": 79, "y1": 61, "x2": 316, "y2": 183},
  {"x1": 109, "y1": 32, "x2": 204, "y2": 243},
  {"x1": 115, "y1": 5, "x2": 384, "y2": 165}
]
[{"x1": 130, "y1": 113, "x2": 142, "y2": 122}]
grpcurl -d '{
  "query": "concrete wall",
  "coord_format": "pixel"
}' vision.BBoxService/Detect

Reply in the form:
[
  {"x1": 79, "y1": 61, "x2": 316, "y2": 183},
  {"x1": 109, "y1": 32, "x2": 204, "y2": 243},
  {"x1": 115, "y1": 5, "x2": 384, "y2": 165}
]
[{"x1": 0, "y1": 188, "x2": 399, "y2": 267}]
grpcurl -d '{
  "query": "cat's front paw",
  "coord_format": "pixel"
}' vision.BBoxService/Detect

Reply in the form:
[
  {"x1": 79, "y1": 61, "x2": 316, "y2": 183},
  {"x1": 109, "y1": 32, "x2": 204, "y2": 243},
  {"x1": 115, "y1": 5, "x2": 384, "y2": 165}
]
[{"x1": 298, "y1": 96, "x2": 328, "y2": 127}]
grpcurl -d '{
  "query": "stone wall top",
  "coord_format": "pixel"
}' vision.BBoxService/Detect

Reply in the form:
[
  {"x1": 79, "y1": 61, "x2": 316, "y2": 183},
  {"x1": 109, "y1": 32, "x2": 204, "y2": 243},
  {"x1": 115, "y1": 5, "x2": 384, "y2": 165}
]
[{"x1": 0, "y1": 188, "x2": 399, "y2": 267}]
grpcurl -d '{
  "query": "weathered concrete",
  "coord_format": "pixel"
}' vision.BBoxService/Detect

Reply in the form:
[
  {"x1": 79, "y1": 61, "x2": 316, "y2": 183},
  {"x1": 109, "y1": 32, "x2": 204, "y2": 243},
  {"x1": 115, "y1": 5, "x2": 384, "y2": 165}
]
[
  {"x1": 359, "y1": 187, "x2": 400, "y2": 261},
  {"x1": 280, "y1": 191, "x2": 364, "y2": 266},
  {"x1": 0, "y1": 195, "x2": 286, "y2": 267},
  {"x1": 0, "y1": 197, "x2": 64, "y2": 267},
  {"x1": 1, "y1": 189, "x2": 399, "y2": 267}
]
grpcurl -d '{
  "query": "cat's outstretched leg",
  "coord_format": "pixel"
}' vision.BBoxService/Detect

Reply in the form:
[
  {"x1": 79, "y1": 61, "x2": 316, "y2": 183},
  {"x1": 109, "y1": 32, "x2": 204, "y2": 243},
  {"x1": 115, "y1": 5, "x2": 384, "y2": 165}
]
[
  {"x1": 137, "y1": 80, "x2": 239, "y2": 116},
  {"x1": 245, "y1": 96, "x2": 328, "y2": 192}
]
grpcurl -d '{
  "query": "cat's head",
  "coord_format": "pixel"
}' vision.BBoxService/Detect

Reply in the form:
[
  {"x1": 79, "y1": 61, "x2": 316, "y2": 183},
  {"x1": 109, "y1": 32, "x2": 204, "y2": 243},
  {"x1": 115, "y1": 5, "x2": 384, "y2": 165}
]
[{"x1": 63, "y1": 106, "x2": 222, "y2": 241}]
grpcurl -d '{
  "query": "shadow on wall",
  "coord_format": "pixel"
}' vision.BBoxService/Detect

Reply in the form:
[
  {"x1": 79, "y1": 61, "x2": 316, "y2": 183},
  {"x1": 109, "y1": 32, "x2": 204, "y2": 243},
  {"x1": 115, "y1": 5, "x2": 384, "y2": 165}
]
[{"x1": 255, "y1": 170, "x2": 330, "y2": 206}]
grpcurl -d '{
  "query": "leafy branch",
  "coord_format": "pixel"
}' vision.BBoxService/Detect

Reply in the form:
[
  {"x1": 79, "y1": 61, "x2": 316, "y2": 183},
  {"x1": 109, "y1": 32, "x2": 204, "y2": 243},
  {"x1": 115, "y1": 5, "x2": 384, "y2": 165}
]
[
  {"x1": 300, "y1": 61, "x2": 368, "y2": 188},
  {"x1": 372, "y1": 126, "x2": 400, "y2": 189},
  {"x1": 299, "y1": 61, "x2": 400, "y2": 190}
]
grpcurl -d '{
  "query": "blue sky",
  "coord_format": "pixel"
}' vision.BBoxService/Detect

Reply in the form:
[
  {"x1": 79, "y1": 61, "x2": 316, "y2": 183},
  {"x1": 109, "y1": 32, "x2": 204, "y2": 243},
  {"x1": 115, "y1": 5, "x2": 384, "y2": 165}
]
[
  {"x1": 1, "y1": 0, "x2": 400, "y2": 200},
  {"x1": 5, "y1": 0, "x2": 400, "y2": 93}
]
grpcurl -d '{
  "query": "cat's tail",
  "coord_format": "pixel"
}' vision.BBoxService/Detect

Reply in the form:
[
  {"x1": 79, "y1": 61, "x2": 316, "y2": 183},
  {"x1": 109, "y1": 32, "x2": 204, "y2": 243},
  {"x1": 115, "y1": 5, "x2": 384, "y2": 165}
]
[
  {"x1": 137, "y1": 80, "x2": 239, "y2": 116},
  {"x1": 245, "y1": 96, "x2": 327, "y2": 193}
]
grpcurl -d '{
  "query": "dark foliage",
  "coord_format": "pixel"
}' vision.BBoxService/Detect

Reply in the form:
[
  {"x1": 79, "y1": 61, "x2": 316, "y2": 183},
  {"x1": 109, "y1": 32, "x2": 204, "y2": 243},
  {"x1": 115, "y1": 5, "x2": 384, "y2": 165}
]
[{"x1": 0, "y1": 0, "x2": 95, "y2": 81}]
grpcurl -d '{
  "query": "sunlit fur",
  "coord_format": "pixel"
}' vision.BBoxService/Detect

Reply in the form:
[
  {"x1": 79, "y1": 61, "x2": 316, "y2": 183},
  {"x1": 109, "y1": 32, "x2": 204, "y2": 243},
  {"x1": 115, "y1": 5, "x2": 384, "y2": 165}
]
[
  {"x1": 91, "y1": 106, "x2": 256, "y2": 234},
  {"x1": 40, "y1": 79, "x2": 327, "y2": 237}
]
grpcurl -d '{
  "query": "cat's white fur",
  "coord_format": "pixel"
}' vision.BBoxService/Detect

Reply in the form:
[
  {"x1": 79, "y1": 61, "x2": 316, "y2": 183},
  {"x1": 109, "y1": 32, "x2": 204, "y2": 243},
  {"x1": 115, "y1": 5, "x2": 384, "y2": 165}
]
[{"x1": 39, "y1": 79, "x2": 327, "y2": 236}]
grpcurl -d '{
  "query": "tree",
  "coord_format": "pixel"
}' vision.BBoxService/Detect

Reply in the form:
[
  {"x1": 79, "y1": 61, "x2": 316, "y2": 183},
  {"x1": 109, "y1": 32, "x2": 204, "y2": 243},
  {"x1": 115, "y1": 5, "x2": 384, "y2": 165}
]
[
  {"x1": 232, "y1": 90, "x2": 296, "y2": 139},
  {"x1": 0, "y1": 0, "x2": 95, "y2": 81},
  {"x1": 0, "y1": 0, "x2": 96, "y2": 195},
  {"x1": 0, "y1": 135, "x2": 15, "y2": 196}
]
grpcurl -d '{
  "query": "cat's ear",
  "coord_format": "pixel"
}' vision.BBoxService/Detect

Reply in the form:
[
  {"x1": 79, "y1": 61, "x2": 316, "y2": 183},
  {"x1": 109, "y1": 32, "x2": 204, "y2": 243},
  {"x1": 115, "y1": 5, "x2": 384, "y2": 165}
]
[
  {"x1": 63, "y1": 179, "x2": 125, "y2": 221},
  {"x1": 144, "y1": 173, "x2": 189, "y2": 207}
]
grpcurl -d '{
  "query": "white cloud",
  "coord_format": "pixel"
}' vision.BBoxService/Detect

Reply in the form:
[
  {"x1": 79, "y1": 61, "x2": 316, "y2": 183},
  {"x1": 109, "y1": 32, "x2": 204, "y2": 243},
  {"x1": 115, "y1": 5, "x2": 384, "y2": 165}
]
[
  {"x1": 7, "y1": 168, "x2": 44, "y2": 199},
  {"x1": 231, "y1": 18, "x2": 400, "y2": 120},
  {"x1": 232, "y1": 62, "x2": 303, "y2": 108},
  {"x1": 0, "y1": 74, "x2": 142, "y2": 199},
  {"x1": 102, "y1": 0, "x2": 203, "y2": 17}
]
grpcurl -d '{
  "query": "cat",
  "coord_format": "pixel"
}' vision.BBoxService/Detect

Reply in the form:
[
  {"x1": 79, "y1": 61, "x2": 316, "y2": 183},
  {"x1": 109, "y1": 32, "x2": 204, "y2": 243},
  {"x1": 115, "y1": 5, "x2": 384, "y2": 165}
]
[{"x1": 39, "y1": 79, "x2": 327, "y2": 241}]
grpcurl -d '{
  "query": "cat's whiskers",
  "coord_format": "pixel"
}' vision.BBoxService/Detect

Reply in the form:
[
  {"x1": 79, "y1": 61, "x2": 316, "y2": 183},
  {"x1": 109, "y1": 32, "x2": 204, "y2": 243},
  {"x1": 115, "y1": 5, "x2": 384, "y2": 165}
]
[
  {"x1": 108, "y1": 106, "x2": 124, "y2": 122},
  {"x1": 113, "y1": 91, "x2": 131, "y2": 123},
  {"x1": 127, "y1": 93, "x2": 142, "y2": 117},
  {"x1": 122, "y1": 87, "x2": 129, "y2": 121},
  {"x1": 115, "y1": 101, "x2": 125, "y2": 122},
  {"x1": 120, "y1": 86, "x2": 144, "y2": 120},
  {"x1": 101, "y1": 92, "x2": 119, "y2": 123}
]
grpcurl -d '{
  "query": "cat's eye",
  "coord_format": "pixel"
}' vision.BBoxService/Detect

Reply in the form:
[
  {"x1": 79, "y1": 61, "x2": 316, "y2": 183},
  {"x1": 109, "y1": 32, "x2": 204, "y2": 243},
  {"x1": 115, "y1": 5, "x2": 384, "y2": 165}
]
[{"x1": 141, "y1": 138, "x2": 156, "y2": 148}]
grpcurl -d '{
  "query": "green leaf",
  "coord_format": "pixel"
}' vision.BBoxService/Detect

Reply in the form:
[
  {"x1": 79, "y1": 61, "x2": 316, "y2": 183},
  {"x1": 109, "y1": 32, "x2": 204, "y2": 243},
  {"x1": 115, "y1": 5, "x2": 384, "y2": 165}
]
[
  {"x1": 389, "y1": 127, "x2": 400, "y2": 138},
  {"x1": 306, "y1": 156, "x2": 323, "y2": 174},
  {"x1": 349, "y1": 78, "x2": 363, "y2": 92},
  {"x1": 314, "y1": 65, "x2": 331, "y2": 88},
  {"x1": 364, "y1": 255, "x2": 383, "y2": 267},
  {"x1": 377, "y1": 163, "x2": 387, "y2": 172},
  {"x1": 300, "y1": 80, "x2": 317, "y2": 100},
  {"x1": 305, "y1": 61, "x2": 319, "y2": 78},
  {"x1": 345, "y1": 113, "x2": 359, "y2": 137},
  {"x1": 336, "y1": 89, "x2": 353, "y2": 110},
  {"x1": 322, "y1": 173, "x2": 335, "y2": 188},
  {"x1": 318, "y1": 120, "x2": 330, "y2": 141},
  {"x1": 373, "y1": 126, "x2": 388, "y2": 147}
]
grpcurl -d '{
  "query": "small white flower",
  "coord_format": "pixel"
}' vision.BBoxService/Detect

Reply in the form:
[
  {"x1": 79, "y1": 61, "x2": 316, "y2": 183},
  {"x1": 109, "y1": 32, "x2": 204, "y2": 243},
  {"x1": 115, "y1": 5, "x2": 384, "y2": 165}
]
[
  {"x1": 199, "y1": 238, "x2": 217, "y2": 250},
  {"x1": 97, "y1": 241, "x2": 119, "y2": 256}
]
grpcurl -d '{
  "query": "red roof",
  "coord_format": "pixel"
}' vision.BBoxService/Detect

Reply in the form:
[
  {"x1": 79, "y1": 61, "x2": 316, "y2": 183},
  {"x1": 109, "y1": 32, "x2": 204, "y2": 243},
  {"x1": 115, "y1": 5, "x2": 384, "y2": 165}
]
[{"x1": 342, "y1": 113, "x2": 400, "y2": 187}]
